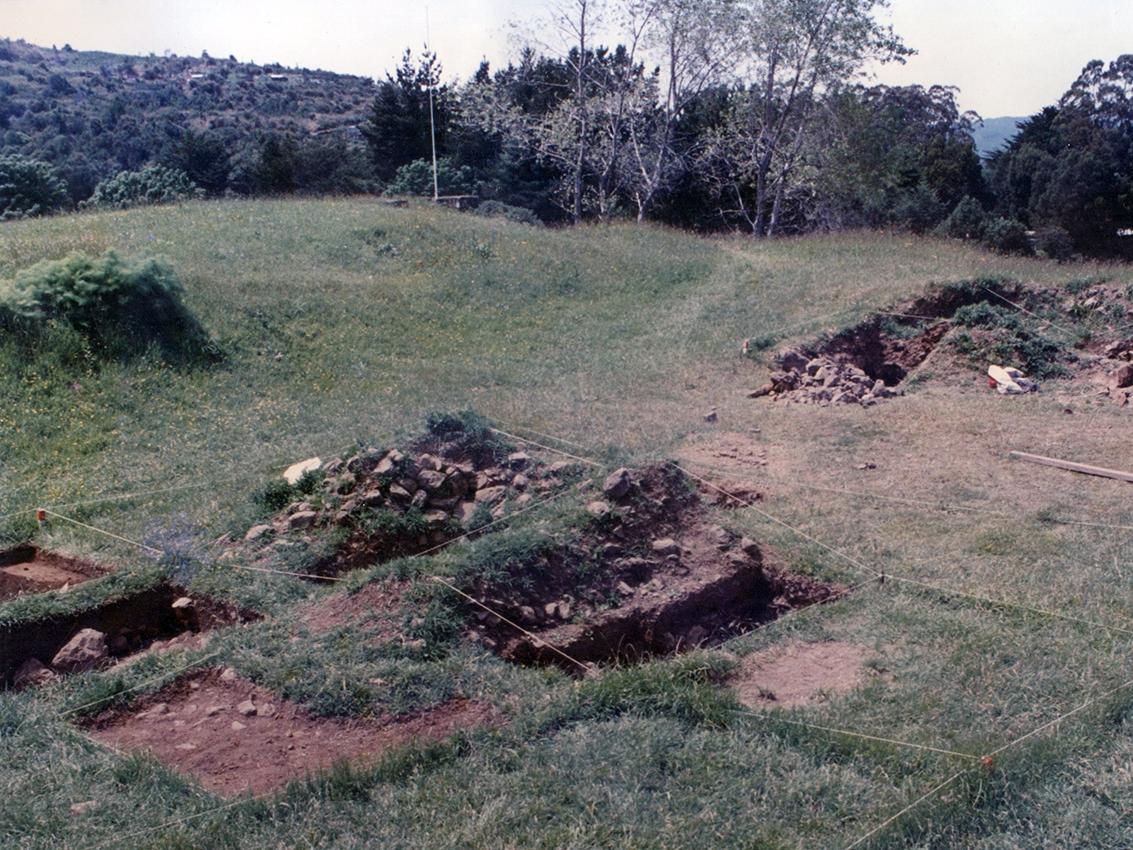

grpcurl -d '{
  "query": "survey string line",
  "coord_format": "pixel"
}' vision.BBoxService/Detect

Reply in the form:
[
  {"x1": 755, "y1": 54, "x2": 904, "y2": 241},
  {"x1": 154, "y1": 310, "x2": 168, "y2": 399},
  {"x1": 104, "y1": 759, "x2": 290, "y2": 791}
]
[
  {"x1": 679, "y1": 457, "x2": 1133, "y2": 533},
  {"x1": 734, "y1": 712, "x2": 983, "y2": 762},
  {"x1": 840, "y1": 767, "x2": 972, "y2": 850},
  {"x1": 429, "y1": 575, "x2": 595, "y2": 676}
]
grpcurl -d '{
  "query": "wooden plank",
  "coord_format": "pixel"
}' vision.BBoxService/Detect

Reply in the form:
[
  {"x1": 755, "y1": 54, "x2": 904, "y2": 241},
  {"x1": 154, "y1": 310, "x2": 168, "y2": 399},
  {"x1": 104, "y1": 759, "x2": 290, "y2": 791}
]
[{"x1": 1009, "y1": 451, "x2": 1133, "y2": 484}]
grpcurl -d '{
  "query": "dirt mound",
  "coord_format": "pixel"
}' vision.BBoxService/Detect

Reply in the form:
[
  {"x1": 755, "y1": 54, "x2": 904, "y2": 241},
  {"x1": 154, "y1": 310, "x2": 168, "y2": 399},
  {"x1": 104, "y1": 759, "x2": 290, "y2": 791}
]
[
  {"x1": 238, "y1": 429, "x2": 578, "y2": 577},
  {"x1": 464, "y1": 464, "x2": 842, "y2": 671},
  {"x1": 0, "y1": 546, "x2": 106, "y2": 601},
  {"x1": 732, "y1": 641, "x2": 879, "y2": 709},
  {"x1": 83, "y1": 669, "x2": 499, "y2": 796},
  {"x1": 749, "y1": 280, "x2": 1133, "y2": 406}
]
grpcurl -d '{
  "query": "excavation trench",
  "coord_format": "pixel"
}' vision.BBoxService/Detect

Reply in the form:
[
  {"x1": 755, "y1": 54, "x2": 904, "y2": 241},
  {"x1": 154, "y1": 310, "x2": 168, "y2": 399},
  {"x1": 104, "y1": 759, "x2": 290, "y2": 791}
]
[
  {"x1": 760, "y1": 280, "x2": 1030, "y2": 405},
  {"x1": 1, "y1": 582, "x2": 258, "y2": 686},
  {"x1": 0, "y1": 546, "x2": 107, "y2": 601},
  {"x1": 464, "y1": 464, "x2": 844, "y2": 673}
]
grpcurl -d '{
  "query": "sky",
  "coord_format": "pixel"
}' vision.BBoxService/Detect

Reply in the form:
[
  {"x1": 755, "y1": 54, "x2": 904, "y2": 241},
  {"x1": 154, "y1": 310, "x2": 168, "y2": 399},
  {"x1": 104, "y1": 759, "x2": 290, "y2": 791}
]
[{"x1": 3, "y1": 0, "x2": 1132, "y2": 117}]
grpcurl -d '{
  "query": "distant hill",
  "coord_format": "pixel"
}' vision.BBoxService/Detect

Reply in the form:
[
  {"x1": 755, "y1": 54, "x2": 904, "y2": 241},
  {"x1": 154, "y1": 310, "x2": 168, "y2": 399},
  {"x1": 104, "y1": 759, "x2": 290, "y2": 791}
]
[
  {"x1": 0, "y1": 38, "x2": 375, "y2": 200},
  {"x1": 972, "y1": 116, "x2": 1026, "y2": 158}
]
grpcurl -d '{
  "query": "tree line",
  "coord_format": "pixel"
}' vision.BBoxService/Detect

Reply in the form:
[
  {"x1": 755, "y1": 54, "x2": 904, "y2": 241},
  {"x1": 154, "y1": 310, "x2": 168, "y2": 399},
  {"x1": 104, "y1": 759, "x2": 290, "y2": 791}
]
[{"x1": 2, "y1": 4, "x2": 1131, "y2": 257}]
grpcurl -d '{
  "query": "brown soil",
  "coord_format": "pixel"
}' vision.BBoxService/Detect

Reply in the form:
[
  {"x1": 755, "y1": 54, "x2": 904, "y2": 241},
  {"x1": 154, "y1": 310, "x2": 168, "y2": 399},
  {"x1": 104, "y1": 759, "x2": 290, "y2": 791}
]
[
  {"x1": 676, "y1": 433, "x2": 769, "y2": 507},
  {"x1": 732, "y1": 641, "x2": 877, "y2": 709},
  {"x1": 0, "y1": 546, "x2": 106, "y2": 601},
  {"x1": 84, "y1": 669, "x2": 499, "y2": 796},
  {"x1": 468, "y1": 464, "x2": 843, "y2": 672},
  {"x1": 1, "y1": 583, "x2": 258, "y2": 685},
  {"x1": 300, "y1": 578, "x2": 408, "y2": 641}
]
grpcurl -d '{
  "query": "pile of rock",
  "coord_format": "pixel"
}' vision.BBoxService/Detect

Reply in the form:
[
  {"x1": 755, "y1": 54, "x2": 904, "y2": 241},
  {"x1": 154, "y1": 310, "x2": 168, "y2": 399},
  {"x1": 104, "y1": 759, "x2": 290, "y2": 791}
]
[
  {"x1": 244, "y1": 444, "x2": 579, "y2": 553},
  {"x1": 751, "y1": 352, "x2": 903, "y2": 407}
]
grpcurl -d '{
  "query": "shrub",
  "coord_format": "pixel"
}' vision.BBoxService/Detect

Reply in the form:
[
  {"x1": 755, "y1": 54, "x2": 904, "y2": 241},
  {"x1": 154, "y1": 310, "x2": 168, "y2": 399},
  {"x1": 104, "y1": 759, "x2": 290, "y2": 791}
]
[
  {"x1": 1033, "y1": 226, "x2": 1075, "y2": 261},
  {"x1": 84, "y1": 165, "x2": 203, "y2": 209},
  {"x1": 386, "y1": 157, "x2": 475, "y2": 197},
  {"x1": 0, "y1": 250, "x2": 215, "y2": 362},
  {"x1": 890, "y1": 184, "x2": 947, "y2": 234},
  {"x1": 982, "y1": 217, "x2": 1032, "y2": 255},
  {"x1": 936, "y1": 196, "x2": 988, "y2": 240},
  {"x1": 0, "y1": 153, "x2": 68, "y2": 219},
  {"x1": 475, "y1": 200, "x2": 541, "y2": 226}
]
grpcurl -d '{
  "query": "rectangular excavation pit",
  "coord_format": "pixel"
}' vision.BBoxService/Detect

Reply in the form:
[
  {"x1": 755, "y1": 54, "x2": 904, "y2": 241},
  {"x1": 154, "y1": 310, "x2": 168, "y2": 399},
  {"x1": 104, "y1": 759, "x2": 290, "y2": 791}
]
[
  {"x1": 0, "y1": 546, "x2": 107, "y2": 602},
  {"x1": 82, "y1": 669, "x2": 499, "y2": 796},
  {"x1": 1, "y1": 583, "x2": 258, "y2": 687},
  {"x1": 462, "y1": 464, "x2": 845, "y2": 673}
]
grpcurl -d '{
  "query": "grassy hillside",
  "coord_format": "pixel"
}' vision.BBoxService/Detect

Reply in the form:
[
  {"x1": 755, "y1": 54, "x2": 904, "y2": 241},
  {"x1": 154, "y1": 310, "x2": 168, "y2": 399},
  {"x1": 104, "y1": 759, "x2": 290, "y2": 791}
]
[{"x1": 3, "y1": 199, "x2": 1133, "y2": 849}]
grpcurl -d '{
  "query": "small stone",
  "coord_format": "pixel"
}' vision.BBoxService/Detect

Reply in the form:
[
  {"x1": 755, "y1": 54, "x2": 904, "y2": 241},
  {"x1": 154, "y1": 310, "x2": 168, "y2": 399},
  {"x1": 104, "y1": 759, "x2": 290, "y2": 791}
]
[
  {"x1": 51, "y1": 629, "x2": 108, "y2": 673},
  {"x1": 455, "y1": 501, "x2": 478, "y2": 523},
  {"x1": 388, "y1": 484, "x2": 413, "y2": 502},
  {"x1": 13, "y1": 658, "x2": 56, "y2": 688},
  {"x1": 70, "y1": 800, "x2": 99, "y2": 817},
  {"x1": 171, "y1": 597, "x2": 193, "y2": 610},
  {"x1": 685, "y1": 625, "x2": 708, "y2": 645},
  {"x1": 747, "y1": 384, "x2": 773, "y2": 399},
  {"x1": 287, "y1": 511, "x2": 317, "y2": 531},
  {"x1": 1111, "y1": 363, "x2": 1133, "y2": 390},
  {"x1": 704, "y1": 408, "x2": 718, "y2": 423},
  {"x1": 244, "y1": 524, "x2": 273, "y2": 543},
  {"x1": 205, "y1": 705, "x2": 224, "y2": 716},
  {"x1": 256, "y1": 703, "x2": 276, "y2": 718},
  {"x1": 547, "y1": 460, "x2": 577, "y2": 475},
  {"x1": 423, "y1": 510, "x2": 450, "y2": 529},
  {"x1": 519, "y1": 606, "x2": 537, "y2": 623},
  {"x1": 556, "y1": 600, "x2": 572, "y2": 620},
  {"x1": 651, "y1": 538, "x2": 680, "y2": 557},
  {"x1": 474, "y1": 485, "x2": 507, "y2": 504},
  {"x1": 219, "y1": 667, "x2": 239, "y2": 682},
  {"x1": 360, "y1": 489, "x2": 384, "y2": 507},
  {"x1": 739, "y1": 537, "x2": 761, "y2": 558},
  {"x1": 507, "y1": 451, "x2": 531, "y2": 469},
  {"x1": 237, "y1": 700, "x2": 257, "y2": 717},
  {"x1": 615, "y1": 581, "x2": 635, "y2": 596},
  {"x1": 543, "y1": 602, "x2": 558, "y2": 618},
  {"x1": 512, "y1": 473, "x2": 530, "y2": 490},
  {"x1": 708, "y1": 525, "x2": 732, "y2": 548},
  {"x1": 602, "y1": 468, "x2": 632, "y2": 499},
  {"x1": 855, "y1": 462, "x2": 877, "y2": 471},
  {"x1": 175, "y1": 742, "x2": 197, "y2": 751},
  {"x1": 586, "y1": 500, "x2": 612, "y2": 518},
  {"x1": 231, "y1": 720, "x2": 247, "y2": 731},
  {"x1": 417, "y1": 469, "x2": 448, "y2": 491},
  {"x1": 148, "y1": 702, "x2": 170, "y2": 717},
  {"x1": 282, "y1": 457, "x2": 321, "y2": 486},
  {"x1": 411, "y1": 489, "x2": 429, "y2": 508}
]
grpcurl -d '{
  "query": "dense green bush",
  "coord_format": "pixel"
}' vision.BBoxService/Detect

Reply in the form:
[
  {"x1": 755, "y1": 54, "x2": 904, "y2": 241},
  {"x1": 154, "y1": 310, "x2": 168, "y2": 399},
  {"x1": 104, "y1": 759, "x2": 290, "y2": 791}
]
[
  {"x1": 1034, "y1": 226, "x2": 1075, "y2": 261},
  {"x1": 0, "y1": 250, "x2": 215, "y2": 362},
  {"x1": 981, "y1": 217, "x2": 1032, "y2": 255},
  {"x1": 936, "y1": 196, "x2": 988, "y2": 240},
  {"x1": 890, "y1": 184, "x2": 947, "y2": 234},
  {"x1": 475, "y1": 200, "x2": 542, "y2": 226},
  {"x1": 83, "y1": 165, "x2": 203, "y2": 209},
  {"x1": 386, "y1": 157, "x2": 475, "y2": 197},
  {"x1": 0, "y1": 153, "x2": 68, "y2": 219}
]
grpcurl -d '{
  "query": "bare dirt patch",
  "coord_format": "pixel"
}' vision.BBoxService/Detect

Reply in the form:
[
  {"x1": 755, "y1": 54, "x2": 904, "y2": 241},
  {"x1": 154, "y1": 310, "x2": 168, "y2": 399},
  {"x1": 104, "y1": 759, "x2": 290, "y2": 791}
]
[
  {"x1": 0, "y1": 546, "x2": 106, "y2": 601},
  {"x1": 1, "y1": 583, "x2": 257, "y2": 686},
  {"x1": 84, "y1": 669, "x2": 499, "y2": 796},
  {"x1": 466, "y1": 464, "x2": 843, "y2": 672},
  {"x1": 300, "y1": 578, "x2": 409, "y2": 641},
  {"x1": 732, "y1": 641, "x2": 877, "y2": 709}
]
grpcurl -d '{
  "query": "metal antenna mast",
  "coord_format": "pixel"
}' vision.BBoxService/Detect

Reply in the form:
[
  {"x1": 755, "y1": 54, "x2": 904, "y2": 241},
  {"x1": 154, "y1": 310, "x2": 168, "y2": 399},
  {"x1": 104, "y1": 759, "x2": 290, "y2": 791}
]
[{"x1": 426, "y1": 6, "x2": 440, "y2": 202}]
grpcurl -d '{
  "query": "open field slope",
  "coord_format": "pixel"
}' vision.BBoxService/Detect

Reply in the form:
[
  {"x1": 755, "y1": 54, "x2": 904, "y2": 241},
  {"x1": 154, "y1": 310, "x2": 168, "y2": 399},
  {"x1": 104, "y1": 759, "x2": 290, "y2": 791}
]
[{"x1": 2, "y1": 199, "x2": 1133, "y2": 849}]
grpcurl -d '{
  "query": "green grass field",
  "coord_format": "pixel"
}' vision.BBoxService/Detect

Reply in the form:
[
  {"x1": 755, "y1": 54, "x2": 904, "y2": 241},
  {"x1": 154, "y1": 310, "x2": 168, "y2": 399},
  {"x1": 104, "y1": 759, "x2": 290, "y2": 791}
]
[{"x1": 3, "y1": 198, "x2": 1133, "y2": 849}]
